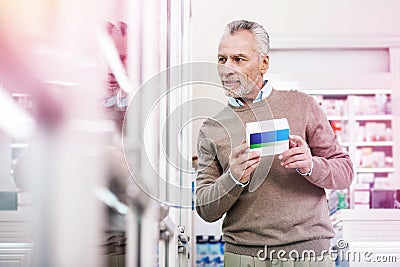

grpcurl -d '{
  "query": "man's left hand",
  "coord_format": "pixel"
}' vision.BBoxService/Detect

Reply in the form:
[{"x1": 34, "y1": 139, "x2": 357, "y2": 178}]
[{"x1": 279, "y1": 135, "x2": 312, "y2": 174}]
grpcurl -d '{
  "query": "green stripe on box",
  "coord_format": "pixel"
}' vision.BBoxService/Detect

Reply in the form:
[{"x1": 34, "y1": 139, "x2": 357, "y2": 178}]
[{"x1": 250, "y1": 140, "x2": 287, "y2": 149}]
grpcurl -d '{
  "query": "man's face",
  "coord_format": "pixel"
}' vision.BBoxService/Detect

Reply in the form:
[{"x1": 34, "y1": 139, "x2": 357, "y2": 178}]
[{"x1": 217, "y1": 30, "x2": 269, "y2": 99}]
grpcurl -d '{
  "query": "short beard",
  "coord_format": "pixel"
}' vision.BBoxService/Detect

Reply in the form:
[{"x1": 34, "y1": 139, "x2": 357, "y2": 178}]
[{"x1": 224, "y1": 75, "x2": 259, "y2": 98}]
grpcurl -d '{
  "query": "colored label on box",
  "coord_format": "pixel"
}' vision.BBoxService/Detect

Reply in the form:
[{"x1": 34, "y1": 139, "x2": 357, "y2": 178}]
[{"x1": 246, "y1": 118, "x2": 290, "y2": 156}]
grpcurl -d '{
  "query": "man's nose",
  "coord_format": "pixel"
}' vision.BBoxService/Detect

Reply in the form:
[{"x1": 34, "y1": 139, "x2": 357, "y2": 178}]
[
  {"x1": 218, "y1": 62, "x2": 236, "y2": 76},
  {"x1": 224, "y1": 58, "x2": 238, "y2": 70}
]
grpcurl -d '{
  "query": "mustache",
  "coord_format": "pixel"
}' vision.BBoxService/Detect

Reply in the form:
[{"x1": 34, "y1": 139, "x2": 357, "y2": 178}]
[
  {"x1": 221, "y1": 77, "x2": 240, "y2": 82},
  {"x1": 221, "y1": 75, "x2": 259, "y2": 84}
]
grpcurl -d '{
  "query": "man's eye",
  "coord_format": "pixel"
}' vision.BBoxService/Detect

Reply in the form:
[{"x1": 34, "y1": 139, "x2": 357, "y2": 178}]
[
  {"x1": 218, "y1": 57, "x2": 226, "y2": 63},
  {"x1": 234, "y1": 57, "x2": 244, "y2": 62}
]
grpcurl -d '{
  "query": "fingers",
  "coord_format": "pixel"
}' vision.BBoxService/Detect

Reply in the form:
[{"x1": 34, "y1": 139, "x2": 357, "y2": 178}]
[
  {"x1": 229, "y1": 139, "x2": 261, "y2": 183},
  {"x1": 279, "y1": 146, "x2": 305, "y2": 161},
  {"x1": 234, "y1": 156, "x2": 261, "y2": 174},
  {"x1": 243, "y1": 150, "x2": 261, "y2": 162},
  {"x1": 289, "y1": 135, "x2": 306, "y2": 146},
  {"x1": 283, "y1": 160, "x2": 310, "y2": 170},
  {"x1": 243, "y1": 155, "x2": 261, "y2": 169},
  {"x1": 279, "y1": 135, "x2": 312, "y2": 171},
  {"x1": 234, "y1": 157, "x2": 261, "y2": 181},
  {"x1": 280, "y1": 154, "x2": 306, "y2": 168},
  {"x1": 242, "y1": 159, "x2": 261, "y2": 177},
  {"x1": 231, "y1": 142, "x2": 249, "y2": 158},
  {"x1": 280, "y1": 151, "x2": 311, "y2": 170},
  {"x1": 231, "y1": 150, "x2": 260, "y2": 170},
  {"x1": 231, "y1": 140, "x2": 260, "y2": 164}
]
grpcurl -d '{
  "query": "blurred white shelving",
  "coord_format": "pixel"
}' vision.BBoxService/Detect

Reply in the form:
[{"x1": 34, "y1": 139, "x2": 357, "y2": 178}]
[
  {"x1": 328, "y1": 115, "x2": 393, "y2": 121},
  {"x1": 331, "y1": 209, "x2": 400, "y2": 267},
  {"x1": 309, "y1": 91, "x2": 396, "y2": 209},
  {"x1": 342, "y1": 141, "x2": 394, "y2": 147},
  {"x1": 355, "y1": 168, "x2": 395, "y2": 173},
  {"x1": 11, "y1": 143, "x2": 28, "y2": 149},
  {"x1": 356, "y1": 141, "x2": 394, "y2": 147},
  {"x1": 269, "y1": 37, "x2": 400, "y2": 212},
  {"x1": 354, "y1": 115, "x2": 393, "y2": 121},
  {"x1": 327, "y1": 115, "x2": 349, "y2": 121}
]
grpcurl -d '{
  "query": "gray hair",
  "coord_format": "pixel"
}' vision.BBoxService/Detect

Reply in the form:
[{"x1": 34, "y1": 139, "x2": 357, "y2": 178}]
[{"x1": 224, "y1": 20, "x2": 270, "y2": 56}]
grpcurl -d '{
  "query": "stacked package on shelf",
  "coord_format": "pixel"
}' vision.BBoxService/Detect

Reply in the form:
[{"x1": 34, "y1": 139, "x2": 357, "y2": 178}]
[
  {"x1": 353, "y1": 94, "x2": 390, "y2": 115},
  {"x1": 371, "y1": 174, "x2": 398, "y2": 209},
  {"x1": 328, "y1": 190, "x2": 350, "y2": 215},
  {"x1": 353, "y1": 183, "x2": 370, "y2": 209},
  {"x1": 357, "y1": 122, "x2": 392, "y2": 142},
  {"x1": 356, "y1": 147, "x2": 392, "y2": 169},
  {"x1": 196, "y1": 236, "x2": 224, "y2": 267}
]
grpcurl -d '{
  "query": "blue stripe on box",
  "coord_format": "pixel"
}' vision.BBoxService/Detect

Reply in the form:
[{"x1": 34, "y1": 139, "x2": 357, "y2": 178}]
[{"x1": 250, "y1": 129, "x2": 289, "y2": 145}]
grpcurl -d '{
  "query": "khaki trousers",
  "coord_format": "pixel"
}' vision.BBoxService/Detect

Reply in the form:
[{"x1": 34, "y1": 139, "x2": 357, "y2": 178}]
[{"x1": 224, "y1": 252, "x2": 335, "y2": 267}]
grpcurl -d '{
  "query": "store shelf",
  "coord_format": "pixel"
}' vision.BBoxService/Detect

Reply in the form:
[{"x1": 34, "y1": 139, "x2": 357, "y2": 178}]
[
  {"x1": 303, "y1": 89, "x2": 392, "y2": 95},
  {"x1": 355, "y1": 167, "x2": 394, "y2": 173},
  {"x1": 329, "y1": 115, "x2": 393, "y2": 121},
  {"x1": 341, "y1": 141, "x2": 394, "y2": 147},
  {"x1": 327, "y1": 115, "x2": 348, "y2": 121},
  {"x1": 11, "y1": 93, "x2": 30, "y2": 98},
  {"x1": 354, "y1": 115, "x2": 393, "y2": 121},
  {"x1": 11, "y1": 143, "x2": 28, "y2": 149}
]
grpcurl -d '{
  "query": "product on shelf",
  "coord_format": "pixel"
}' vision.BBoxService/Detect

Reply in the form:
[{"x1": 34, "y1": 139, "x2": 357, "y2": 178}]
[
  {"x1": 196, "y1": 235, "x2": 224, "y2": 267},
  {"x1": 370, "y1": 189, "x2": 397, "y2": 209},
  {"x1": 322, "y1": 98, "x2": 345, "y2": 116},
  {"x1": 309, "y1": 90, "x2": 394, "y2": 210},
  {"x1": 196, "y1": 256, "x2": 210, "y2": 267},
  {"x1": 357, "y1": 173, "x2": 374, "y2": 184},
  {"x1": 353, "y1": 183, "x2": 370, "y2": 210},
  {"x1": 385, "y1": 157, "x2": 394, "y2": 168},
  {"x1": 330, "y1": 121, "x2": 342, "y2": 136},
  {"x1": 328, "y1": 190, "x2": 350, "y2": 215},
  {"x1": 337, "y1": 191, "x2": 348, "y2": 210},
  {"x1": 364, "y1": 122, "x2": 390, "y2": 142},
  {"x1": 373, "y1": 176, "x2": 391, "y2": 190},
  {"x1": 356, "y1": 148, "x2": 391, "y2": 168},
  {"x1": 353, "y1": 95, "x2": 390, "y2": 115}
]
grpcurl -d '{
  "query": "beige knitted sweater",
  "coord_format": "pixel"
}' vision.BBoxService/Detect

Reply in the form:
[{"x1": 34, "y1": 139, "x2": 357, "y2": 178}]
[{"x1": 196, "y1": 88, "x2": 353, "y2": 257}]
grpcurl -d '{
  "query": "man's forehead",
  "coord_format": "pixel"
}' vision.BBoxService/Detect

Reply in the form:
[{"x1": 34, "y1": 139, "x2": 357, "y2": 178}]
[{"x1": 218, "y1": 30, "x2": 258, "y2": 54}]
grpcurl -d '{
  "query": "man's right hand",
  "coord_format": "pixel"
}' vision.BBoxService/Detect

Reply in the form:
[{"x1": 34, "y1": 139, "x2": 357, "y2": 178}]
[{"x1": 229, "y1": 139, "x2": 261, "y2": 183}]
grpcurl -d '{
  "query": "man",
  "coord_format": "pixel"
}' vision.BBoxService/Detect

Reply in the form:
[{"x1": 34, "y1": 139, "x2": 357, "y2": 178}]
[{"x1": 196, "y1": 20, "x2": 353, "y2": 266}]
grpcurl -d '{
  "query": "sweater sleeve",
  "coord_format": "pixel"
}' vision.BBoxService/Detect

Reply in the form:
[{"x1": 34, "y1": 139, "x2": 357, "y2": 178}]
[
  {"x1": 195, "y1": 128, "x2": 244, "y2": 222},
  {"x1": 304, "y1": 97, "x2": 354, "y2": 190}
]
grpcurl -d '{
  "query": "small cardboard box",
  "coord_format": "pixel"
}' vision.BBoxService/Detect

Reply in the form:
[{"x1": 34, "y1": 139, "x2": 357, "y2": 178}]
[{"x1": 246, "y1": 118, "x2": 289, "y2": 156}]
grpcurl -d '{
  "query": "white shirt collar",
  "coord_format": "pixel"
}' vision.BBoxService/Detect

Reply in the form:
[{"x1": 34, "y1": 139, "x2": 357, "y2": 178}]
[{"x1": 228, "y1": 80, "x2": 272, "y2": 107}]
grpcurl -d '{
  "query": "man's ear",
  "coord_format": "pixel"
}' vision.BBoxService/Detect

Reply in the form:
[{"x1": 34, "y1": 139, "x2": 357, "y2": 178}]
[{"x1": 260, "y1": 55, "x2": 269, "y2": 74}]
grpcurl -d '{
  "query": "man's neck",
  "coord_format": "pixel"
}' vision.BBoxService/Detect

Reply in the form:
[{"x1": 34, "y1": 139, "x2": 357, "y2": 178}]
[
  {"x1": 238, "y1": 97, "x2": 253, "y2": 105},
  {"x1": 228, "y1": 80, "x2": 270, "y2": 107},
  {"x1": 239, "y1": 80, "x2": 268, "y2": 103}
]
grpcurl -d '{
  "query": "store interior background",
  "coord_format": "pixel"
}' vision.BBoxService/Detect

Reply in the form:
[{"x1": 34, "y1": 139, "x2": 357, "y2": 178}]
[
  {"x1": 192, "y1": 1, "x2": 400, "y2": 266},
  {"x1": 0, "y1": 0, "x2": 400, "y2": 266}
]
